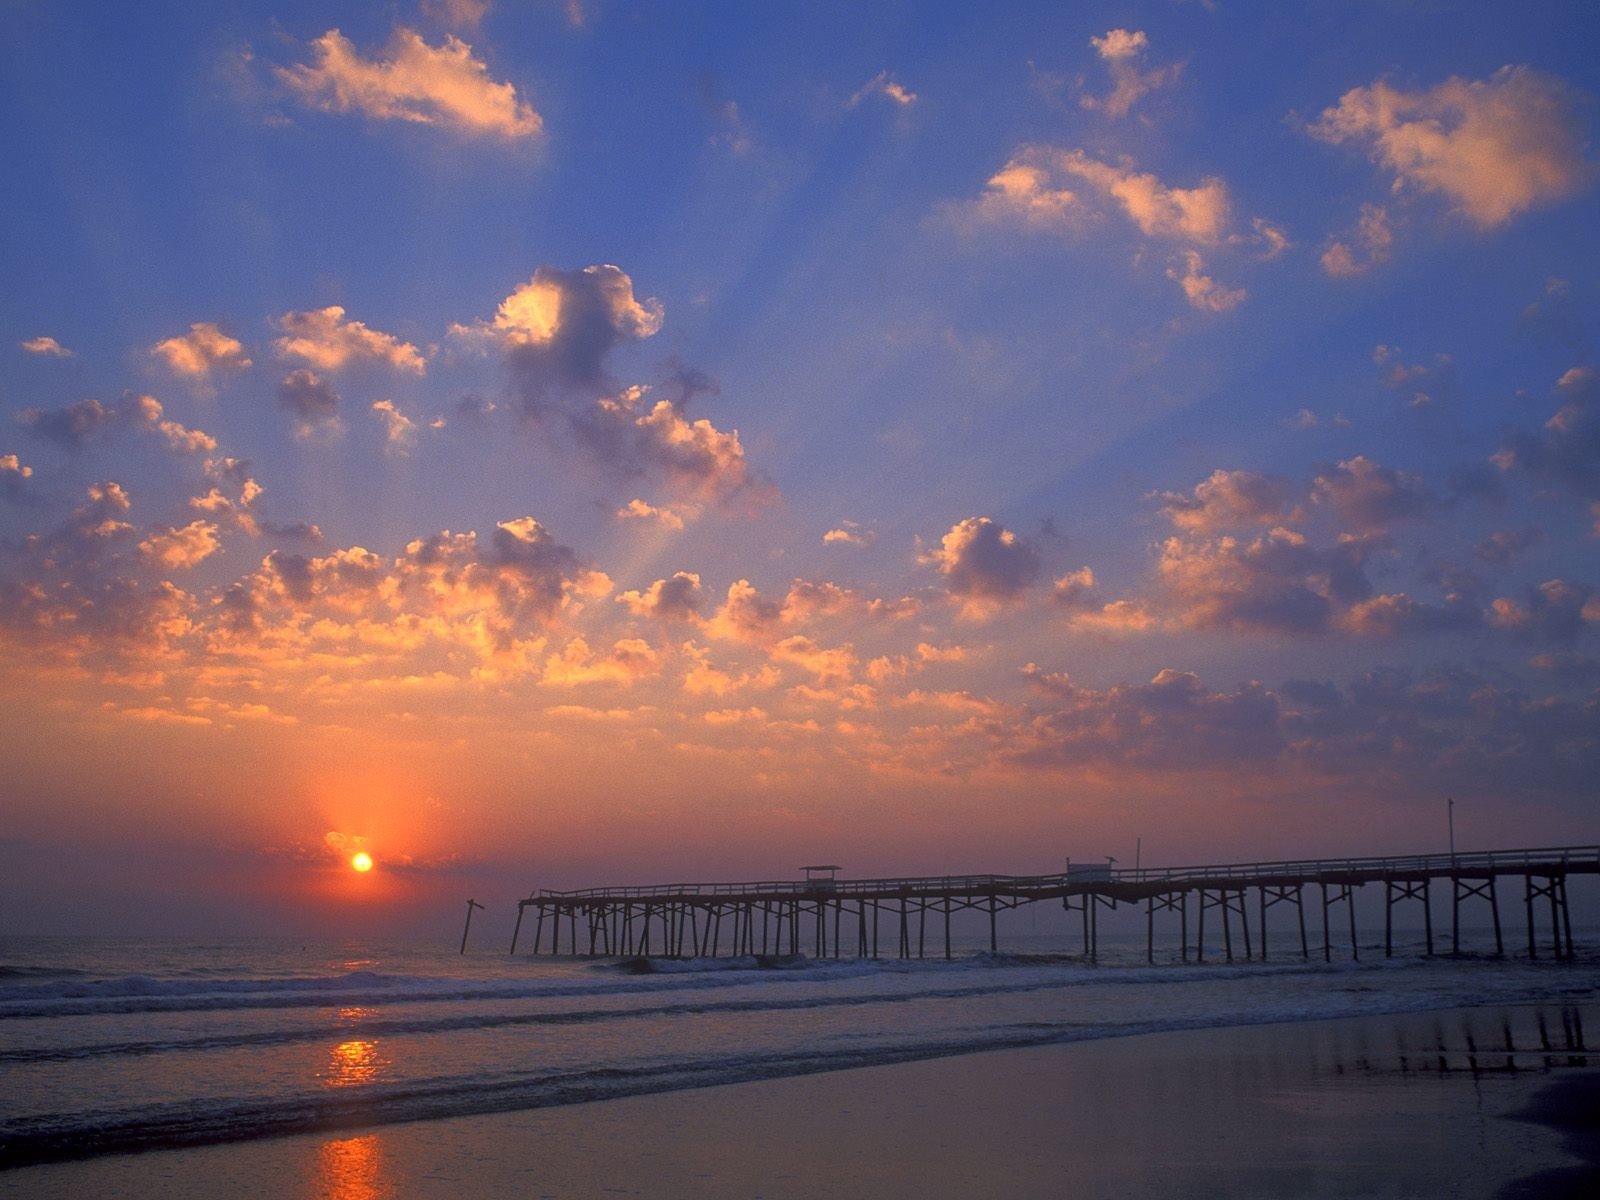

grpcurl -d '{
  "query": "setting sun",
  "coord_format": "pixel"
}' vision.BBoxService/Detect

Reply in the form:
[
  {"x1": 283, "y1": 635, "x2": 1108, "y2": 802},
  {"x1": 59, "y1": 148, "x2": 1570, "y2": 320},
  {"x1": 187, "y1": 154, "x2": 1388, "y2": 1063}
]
[{"x1": 351, "y1": 853, "x2": 373, "y2": 873}]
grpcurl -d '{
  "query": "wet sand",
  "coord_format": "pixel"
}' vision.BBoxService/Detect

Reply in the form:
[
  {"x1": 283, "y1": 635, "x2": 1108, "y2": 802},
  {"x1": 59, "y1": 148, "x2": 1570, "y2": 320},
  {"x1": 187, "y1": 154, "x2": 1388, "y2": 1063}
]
[{"x1": 4, "y1": 1003, "x2": 1595, "y2": 1199}]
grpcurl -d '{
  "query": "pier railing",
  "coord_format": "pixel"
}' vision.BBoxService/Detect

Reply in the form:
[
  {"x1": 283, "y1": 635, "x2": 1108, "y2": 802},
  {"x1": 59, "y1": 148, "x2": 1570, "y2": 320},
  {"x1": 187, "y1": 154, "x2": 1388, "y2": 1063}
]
[{"x1": 532, "y1": 845, "x2": 1600, "y2": 900}]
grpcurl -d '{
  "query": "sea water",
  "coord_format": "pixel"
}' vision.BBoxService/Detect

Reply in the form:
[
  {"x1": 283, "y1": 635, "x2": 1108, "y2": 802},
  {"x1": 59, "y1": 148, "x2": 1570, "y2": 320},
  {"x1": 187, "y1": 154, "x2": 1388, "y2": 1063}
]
[{"x1": 3, "y1": 931, "x2": 1599, "y2": 1169}]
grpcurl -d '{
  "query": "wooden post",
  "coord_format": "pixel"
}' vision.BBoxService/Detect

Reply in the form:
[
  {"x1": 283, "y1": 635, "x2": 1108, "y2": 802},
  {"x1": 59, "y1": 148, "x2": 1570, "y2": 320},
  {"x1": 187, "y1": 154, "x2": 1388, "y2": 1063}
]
[
  {"x1": 509, "y1": 902, "x2": 526, "y2": 956},
  {"x1": 1489, "y1": 877, "x2": 1503, "y2": 957},
  {"x1": 1239, "y1": 891, "x2": 1252, "y2": 961},
  {"x1": 945, "y1": 898, "x2": 953, "y2": 961},
  {"x1": 1147, "y1": 896, "x2": 1155, "y2": 965},
  {"x1": 1384, "y1": 881, "x2": 1394, "y2": 957},
  {"x1": 1526, "y1": 875, "x2": 1537, "y2": 960},
  {"x1": 989, "y1": 895, "x2": 998, "y2": 955},
  {"x1": 1421, "y1": 880, "x2": 1432, "y2": 956},
  {"x1": 1259, "y1": 888, "x2": 1268, "y2": 962},
  {"x1": 1197, "y1": 889, "x2": 1207, "y2": 963},
  {"x1": 1182, "y1": 890, "x2": 1189, "y2": 963},
  {"x1": 1321, "y1": 882, "x2": 1332, "y2": 963},
  {"x1": 1222, "y1": 891, "x2": 1233, "y2": 963},
  {"x1": 1297, "y1": 887, "x2": 1308, "y2": 960},
  {"x1": 1452, "y1": 876, "x2": 1461, "y2": 956},
  {"x1": 1560, "y1": 875, "x2": 1575, "y2": 958},
  {"x1": 1549, "y1": 876, "x2": 1563, "y2": 959},
  {"x1": 459, "y1": 899, "x2": 484, "y2": 955},
  {"x1": 1348, "y1": 884, "x2": 1359, "y2": 961}
]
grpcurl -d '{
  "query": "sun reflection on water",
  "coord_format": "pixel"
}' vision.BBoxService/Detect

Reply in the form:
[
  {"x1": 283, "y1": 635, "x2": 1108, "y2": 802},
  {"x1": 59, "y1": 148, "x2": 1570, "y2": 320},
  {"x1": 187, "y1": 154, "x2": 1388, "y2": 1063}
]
[
  {"x1": 315, "y1": 1134, "x2": 386, "y2": 1200},
  {"x1": 321, "y1": 1038, "x2": 390, "y2": 1088}
]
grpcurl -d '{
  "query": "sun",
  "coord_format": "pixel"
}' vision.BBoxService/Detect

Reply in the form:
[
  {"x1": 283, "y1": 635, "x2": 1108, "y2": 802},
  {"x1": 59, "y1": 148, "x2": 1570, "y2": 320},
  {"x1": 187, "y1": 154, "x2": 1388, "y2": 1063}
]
[{"x1": 351, "y1": 852, "x2": 374, "y2": 873}]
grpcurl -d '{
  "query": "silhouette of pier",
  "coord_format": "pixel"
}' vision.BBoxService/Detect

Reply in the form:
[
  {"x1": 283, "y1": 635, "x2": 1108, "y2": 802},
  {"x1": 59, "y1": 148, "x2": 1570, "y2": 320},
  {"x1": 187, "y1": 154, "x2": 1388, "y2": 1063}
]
[{"x1": 510, "y1": 846, "x2": 1597, "y2": 963}]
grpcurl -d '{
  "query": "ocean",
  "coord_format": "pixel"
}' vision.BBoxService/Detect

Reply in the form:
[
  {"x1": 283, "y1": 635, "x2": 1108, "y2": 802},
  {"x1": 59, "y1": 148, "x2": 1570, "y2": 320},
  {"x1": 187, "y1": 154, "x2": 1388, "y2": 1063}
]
[{"x1": 4, "y1": 931, "x2": 1599, "y2": 1172}]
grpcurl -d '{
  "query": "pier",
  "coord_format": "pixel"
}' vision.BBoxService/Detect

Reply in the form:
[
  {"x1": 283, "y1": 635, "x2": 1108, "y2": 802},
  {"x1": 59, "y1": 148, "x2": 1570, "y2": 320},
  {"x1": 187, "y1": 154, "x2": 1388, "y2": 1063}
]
[{"x1": 510, "y1": 846, "x2": 1598, "y2": 963}]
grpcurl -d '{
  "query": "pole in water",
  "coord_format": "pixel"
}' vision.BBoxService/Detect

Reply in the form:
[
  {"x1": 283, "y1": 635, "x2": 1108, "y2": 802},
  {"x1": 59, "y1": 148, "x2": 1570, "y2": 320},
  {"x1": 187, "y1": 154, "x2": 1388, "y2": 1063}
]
[{"x1": 460, "y1": 898, "x2": 485, "y2": 955}]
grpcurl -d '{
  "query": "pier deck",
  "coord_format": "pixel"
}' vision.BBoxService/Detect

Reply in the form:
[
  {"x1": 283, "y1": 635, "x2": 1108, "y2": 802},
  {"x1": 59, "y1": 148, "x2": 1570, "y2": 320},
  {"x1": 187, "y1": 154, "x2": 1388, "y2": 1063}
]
[{"x1": 510, "y1": 845, "x2": 1599, "y2": 964}]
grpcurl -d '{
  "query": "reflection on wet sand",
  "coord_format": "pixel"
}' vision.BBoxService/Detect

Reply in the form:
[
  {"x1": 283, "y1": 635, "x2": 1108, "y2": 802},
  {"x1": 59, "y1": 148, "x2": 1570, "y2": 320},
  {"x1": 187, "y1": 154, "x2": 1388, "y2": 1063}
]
[{"x1": 314, "y1": 1135, "x2": 385, "y2": 1200}]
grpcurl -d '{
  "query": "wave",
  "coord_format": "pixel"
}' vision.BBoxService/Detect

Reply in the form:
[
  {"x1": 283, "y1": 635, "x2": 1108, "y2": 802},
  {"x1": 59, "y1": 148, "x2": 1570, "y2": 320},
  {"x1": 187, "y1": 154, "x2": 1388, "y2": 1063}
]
[
  {"x1": 0, "y1": 952, "x2": 1370, "y2": 1021},
  {"x1": 4, "y1": 994, "x2": 1590, "y2": 1171}
]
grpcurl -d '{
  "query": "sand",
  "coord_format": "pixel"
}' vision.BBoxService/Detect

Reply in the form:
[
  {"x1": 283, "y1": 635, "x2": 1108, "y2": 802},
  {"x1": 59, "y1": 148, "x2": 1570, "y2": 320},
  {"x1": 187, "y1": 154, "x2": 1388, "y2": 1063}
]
[{"x1": 4, "y1": 1003, "x2": 1595, "y2": 1199}]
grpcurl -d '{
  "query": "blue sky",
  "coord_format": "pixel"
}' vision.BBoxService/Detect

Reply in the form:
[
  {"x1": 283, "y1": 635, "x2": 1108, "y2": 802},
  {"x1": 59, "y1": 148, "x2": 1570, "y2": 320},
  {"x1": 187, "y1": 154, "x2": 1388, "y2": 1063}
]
[{"x1": 2, "y1": 0, "x2": 1597, "y2": 930}]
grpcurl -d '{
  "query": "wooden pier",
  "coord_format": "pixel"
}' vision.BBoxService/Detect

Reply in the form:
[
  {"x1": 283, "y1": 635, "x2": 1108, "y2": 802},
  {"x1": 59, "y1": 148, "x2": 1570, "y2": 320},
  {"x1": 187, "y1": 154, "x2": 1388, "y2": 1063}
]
[{"x1": 509, "y1": 846, "x2": 1598, "y2": 964}]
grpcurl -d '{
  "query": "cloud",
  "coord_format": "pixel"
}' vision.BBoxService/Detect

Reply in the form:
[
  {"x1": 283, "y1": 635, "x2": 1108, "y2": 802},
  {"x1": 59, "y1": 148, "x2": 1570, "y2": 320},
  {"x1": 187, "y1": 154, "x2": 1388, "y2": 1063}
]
[
  {"x1": 848, "y1": 71, "x2": 918, "y2": 108},
  {"x1": 454, "y1": 264, "x2": 662, "y2": 405},
  {"x1": 1475, "y1": 527, "x2": 1543, "y2": 566},
  {"x1": 922, "y1": 517, "x2": 1043, "y2": 619},
  {"x1": 139, "y1": 521, "x2": 223, "y2": 571},
  {"x1": 965, "y1": 147, "x2": 1252, "y2": 307},
  {"x1": 616, "y1": 572, "x2": 706, "y2": 621},
  {"x1": 151, "y1": 323, "x2": 251, "y2": 379},
  {"x1": 423, "y1": 0, "x2": 491, "y2": 29},
  {"x1": 1082, "y1": 29, "x2": 1181, "y2": 119},
  {"x1": 1156, "y1": 527, "x2": 1372, "y2": 635},
  {"x1": 1, "y1": 454, "x2": 34, "y2": 497},
  {"x1": 21, "y1": 336, "x2": 73, "y2": 358},
  {"x1": 277, "y1": 27, "x2": 542, "y2": 140},
  {"x1": 1494, "y1": 366, "x2": 1600, "y2": 500},
  {"x1": 274, "y1": 307, "x2": 426, "y2": 374},
  {"x1": 277, "y1": 370, "x2": 341, "y2": 434},
  {"x1": 1488, "y1": 579, "x2": 1600, "y2": 644},
  {"x1": 1321, "y1": 204, "x2": 1392, "y2": 277},
  {"x1": 1311, "y1": 455, "x2": 1436, "y2": 531},
  {"x1": 1310, "y1": 66, "x2": 1593, "y2": 228},
  {"x1": 1166, "y1": 250, "x2": 1246, "y2": 312},
  {"x1": 17, "y1": 393, "x2": 215, "y2": 453},
  {"x1": 1155, "y1": 469, "x2": 1301, "y2": 531},
  {"x1": 974, "y1": 147, "x2": 1230, "y2": 242},
  {"x1": 824, "y1": 520, "x2": 875, "y2": 546},
  {"x1": 543, "y1": 636, "x2": 663, "y2": 686},
  {"x1": 614, "y1": 498, "x2": 689, "y2": 529},
  {"x1": 371, "y1": 400, "x2": 418, "y2": 452}
]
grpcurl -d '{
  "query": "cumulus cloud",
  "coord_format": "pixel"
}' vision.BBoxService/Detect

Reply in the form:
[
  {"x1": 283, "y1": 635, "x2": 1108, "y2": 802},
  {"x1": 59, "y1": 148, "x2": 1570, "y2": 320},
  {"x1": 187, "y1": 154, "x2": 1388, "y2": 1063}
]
[
  {"x1": 1167, "y1": 250, "x2": 1246, "y2": 312},
  {"x1": 139, "y1": 521, "x2": 223, "y2": 571},
  {"x1": 21, "y1": 336, "x2": 73, "y2": 358},
  {"x1": 370, "y1": 400, "x2": 417, "y2": 452},
  {"x1": 966, "y1": 147, "x2": 1253, "y2": 307},
  {"x1": 17, "y1": 393, "x2": 215, "y2": 454},
  {"x1": 614, "y1": 498, "x2": 689, "y2": 529},
  {"x1": 274, "y1": 307, "x2": 426, "y2": 374},
  {"x1": 1157, "y1": 527, "x2": 1372, "y2": 635},
  {"x1": 1, "y1": 453, "x2": 34, "y2": 497},
  {"x1": 824, "y1": 520, "x2": 875, "y2": 546},
  {"x1": 1310, "y1": 66, "x2": 1593, "y2": 228},
  {"x1": 1321, "y1": 204, "x2": 1393, "y2": 277},
  {"x1": 1476, "y1": 527, "x2": 1543, "y2": 566},
  {"x1": 848, "y1": 71, "x2": 918, "y2": 108},
  {"x1": 277, "y1": 370, "x2": 341, "y2": 435},
  {"x1": 1495, "y1": 366, "x2": 1600, "y2": 499},
  {"x1": 453, "y1": 268, "x2": 754, "y2": 501},
  {"x1": 277, "y1": 27, "x2": 542, "y2": 140},
  {"x1": 1311, "y1": 455, "x2": 1436, "y2": 531},
  {"x1": 454, "y1": 265, "x2": 662, "y2": 404},
  {"x1": 1488, "y1": 579, "x2": 1600, "y2": 644},
  {"x1": 616, "y1": 572, "x2": 706, "y2": 621},
  {"x1": 151, "y1": 323, "x2": 251, "y2": 379},
  {"x1": 922, "y1": 517, "x2": 1043, "y2": 619},
  {"x1": 543, "y1": 636, "x2": 663, "y2": 686},
  {"x1": 1156, "y1": 469, "x2": 1300, "y2": 531},
  {"x1": 1082, "y1": 29, "x2": 1181, "y2": 119}
]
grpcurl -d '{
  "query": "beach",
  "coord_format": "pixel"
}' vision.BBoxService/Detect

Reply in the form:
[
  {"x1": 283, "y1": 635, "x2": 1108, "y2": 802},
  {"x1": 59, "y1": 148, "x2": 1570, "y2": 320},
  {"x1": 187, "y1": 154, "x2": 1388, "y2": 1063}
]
[{"x1": 5, "y1": 1002, "x2": 1596, "y2": 1199}]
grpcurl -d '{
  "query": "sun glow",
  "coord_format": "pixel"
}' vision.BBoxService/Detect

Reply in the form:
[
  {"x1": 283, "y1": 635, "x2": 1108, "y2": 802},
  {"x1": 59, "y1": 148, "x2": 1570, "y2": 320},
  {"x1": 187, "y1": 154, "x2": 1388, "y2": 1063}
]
[{"x1": 351, "y1": 852, "x2": 373, "y2": 873}]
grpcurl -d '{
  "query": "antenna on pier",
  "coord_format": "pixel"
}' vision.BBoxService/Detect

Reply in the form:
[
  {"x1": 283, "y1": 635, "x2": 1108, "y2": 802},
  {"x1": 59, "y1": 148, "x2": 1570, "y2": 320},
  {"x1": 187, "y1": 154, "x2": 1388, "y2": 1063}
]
[{"x1": 460, "y1": 898, "x2": 485, "y2": 955}]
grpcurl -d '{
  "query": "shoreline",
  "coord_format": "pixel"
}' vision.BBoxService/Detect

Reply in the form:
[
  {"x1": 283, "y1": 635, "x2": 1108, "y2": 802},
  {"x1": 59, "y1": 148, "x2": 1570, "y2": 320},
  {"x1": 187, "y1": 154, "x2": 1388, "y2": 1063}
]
[{"x1": 5, "y1": 999, "x2": 1596, "y2": 1198}]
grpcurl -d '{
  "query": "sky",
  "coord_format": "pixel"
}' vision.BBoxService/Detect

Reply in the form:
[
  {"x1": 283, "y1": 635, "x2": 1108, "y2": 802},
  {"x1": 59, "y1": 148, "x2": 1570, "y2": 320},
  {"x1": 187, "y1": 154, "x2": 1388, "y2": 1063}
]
[{"x1": 2, "y1": 0, "x2": 1598, "y2": 935}]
